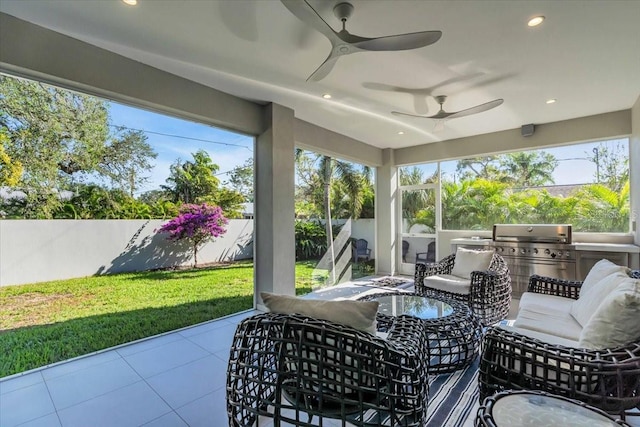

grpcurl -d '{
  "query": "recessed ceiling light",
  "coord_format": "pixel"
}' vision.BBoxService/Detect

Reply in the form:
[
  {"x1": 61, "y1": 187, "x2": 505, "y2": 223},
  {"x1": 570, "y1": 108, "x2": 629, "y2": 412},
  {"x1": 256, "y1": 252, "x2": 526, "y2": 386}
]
[
  {"x1": 527, "y1": 16, "x2": 545, "y2": 27},
  {"x1": 397, "y1": 131, "x2": 405, "y2": 135},
  {"x1": 546, "y1": 98, "x2": 557, "y2": 104},
  {"x1": 122, "y1": 0, "x2": 137, "y2": 5},
  {"x1": 322, "y1": 93, "x2": 332, "y2": 99}
]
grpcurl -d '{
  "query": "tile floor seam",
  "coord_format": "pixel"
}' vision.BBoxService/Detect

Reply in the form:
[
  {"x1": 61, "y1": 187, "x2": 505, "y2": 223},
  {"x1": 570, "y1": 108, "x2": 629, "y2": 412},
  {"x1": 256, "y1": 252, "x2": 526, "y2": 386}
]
[
  {"x1": 41, "y1": 351, "x2": 124, "y2": 382},
  {"x1": 51, "y1": 378, "x2": 151, "y2": 417},
  {"x1": 0, "y1": 371, "x2": 44, "y2": 396},
  {"x1": 139, "y1": 409, "x2": 188, "y2": 427},
  {"x1": 182, "y1": 334, "x2": 221, "y2": 356},
  {"x1": 133, "y1": 374, "x2": 186, "y2": 426},
  {"x1": 120, "y1": 351, "x2": 202, "y2": 416},
  {"x1": 39, "y1": 375, "x2": 63, "y2": 427}
]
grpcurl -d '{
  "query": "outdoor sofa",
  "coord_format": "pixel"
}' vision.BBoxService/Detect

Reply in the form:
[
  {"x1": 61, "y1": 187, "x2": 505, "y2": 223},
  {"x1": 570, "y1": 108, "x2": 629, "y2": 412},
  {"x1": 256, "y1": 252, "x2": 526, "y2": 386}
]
[{"x1": 479, "y1": 259, "x2": 640, "y2": 418}]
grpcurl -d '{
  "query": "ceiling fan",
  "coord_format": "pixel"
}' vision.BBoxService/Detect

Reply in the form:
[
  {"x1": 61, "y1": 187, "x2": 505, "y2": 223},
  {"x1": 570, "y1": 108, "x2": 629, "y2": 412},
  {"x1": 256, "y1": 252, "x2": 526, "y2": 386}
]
[
  {"x1": 281, "y1": 0, "x2": 442, "y2": 82},
  {"x1": 392, "y1": 95, "x2": 503, "y2": 122}
]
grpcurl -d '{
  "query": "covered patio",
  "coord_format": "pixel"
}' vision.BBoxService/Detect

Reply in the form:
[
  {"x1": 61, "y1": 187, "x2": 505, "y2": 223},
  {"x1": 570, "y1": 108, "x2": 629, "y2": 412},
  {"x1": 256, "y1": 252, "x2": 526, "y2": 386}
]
[
  {"x1": 0, "y1": 279, "x2": 489, "y2": 427},
  {"x1": 1, "y1": 8, "x2": 639, "y2": 303},
  {"x1": 1, "y1": 1, "x2": 640, "y2": 426}
]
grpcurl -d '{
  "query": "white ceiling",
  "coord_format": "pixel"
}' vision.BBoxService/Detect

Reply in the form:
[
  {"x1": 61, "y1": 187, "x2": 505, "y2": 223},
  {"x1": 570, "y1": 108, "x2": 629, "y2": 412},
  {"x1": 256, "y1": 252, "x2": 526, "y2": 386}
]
[{"x1": 1, "y1": 0, "x2": 639, "y2": 149}]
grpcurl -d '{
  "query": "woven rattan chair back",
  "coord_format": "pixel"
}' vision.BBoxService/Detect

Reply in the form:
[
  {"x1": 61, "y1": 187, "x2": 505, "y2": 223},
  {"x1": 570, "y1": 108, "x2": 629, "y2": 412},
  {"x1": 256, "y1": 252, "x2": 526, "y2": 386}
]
[
  {"x1": 414, "y1": 252, "x2": 512, "y2": 326},
  {"x1": 227, "y1": 312, "x2": 429, "y2": 427}
]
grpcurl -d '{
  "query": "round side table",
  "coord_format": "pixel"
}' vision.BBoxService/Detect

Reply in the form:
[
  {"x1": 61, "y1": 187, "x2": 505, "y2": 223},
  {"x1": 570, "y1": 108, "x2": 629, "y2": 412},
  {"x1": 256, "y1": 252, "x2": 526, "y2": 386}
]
[
  {"x1": 476, "y1": 390, "x2": 631, "y2": 426},
  {"x1": 358, "y1": 292, "x2": 481, "y2": 373}
]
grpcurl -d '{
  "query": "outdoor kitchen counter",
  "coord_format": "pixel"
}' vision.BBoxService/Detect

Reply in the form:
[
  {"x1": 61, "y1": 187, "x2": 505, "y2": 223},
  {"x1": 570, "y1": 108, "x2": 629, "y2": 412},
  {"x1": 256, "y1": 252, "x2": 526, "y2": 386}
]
[
  {"x1": 450, "y1": 238, "x2": 492, "y2": 252},
  {"x1": 573, "y1": 242, "x2": 640, "y2": 253}
]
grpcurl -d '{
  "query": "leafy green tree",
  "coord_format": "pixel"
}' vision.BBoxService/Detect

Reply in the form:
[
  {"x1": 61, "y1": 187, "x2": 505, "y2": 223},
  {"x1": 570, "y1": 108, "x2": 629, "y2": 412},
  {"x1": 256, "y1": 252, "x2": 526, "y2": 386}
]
[
  {"x1": 0, "y1": 76, "x2": 110, "y2": 216},
  {"x1": 572, "y1": 182, "x2": 630, "y2": 232},
  {"x1": 100, "y1": 127, "x2": 157, "y2": 197},
  {"x1": 163, "y1": 150, "x2": 243, "y2": 217},
  {"x1": 294, "y1": 149, "x2": 369, "y2": 284},
  {"x1": 226, "y1": 158, "x2": 253, "y2": 202},
  {"x1": 0, "y1": 132, "x2": 22, "y2": 186},
  {"x1": 295, "y1": 150, "x2": 368, "y2": 220},
  {"x1": 0, "y1": 75, "x2": 158, "y2": 218},
  {"x1": 497, "y1": 151, "x2": 557, "y2": 187},
  {"x1": 588, "y1": 141, "x2": 629, "y2": 192},
  {"x1": 399, "y1": 167, "x2": 429, "y2": 220},
  {"x1": 455, "y1": 156, "x2": 500, "y2": 181},
  {"x1": 163, "y1": 150, "x2": 221, "y2": 204},
  {"x1": 442, "y1": 179, "x2": 511, "y2": 230}
]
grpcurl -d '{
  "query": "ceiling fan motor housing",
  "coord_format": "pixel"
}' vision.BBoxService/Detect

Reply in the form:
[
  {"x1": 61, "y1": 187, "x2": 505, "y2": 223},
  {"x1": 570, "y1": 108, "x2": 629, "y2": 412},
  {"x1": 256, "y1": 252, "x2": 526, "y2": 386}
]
[{"x1": 333, "y1": 2, "x2": 354, "y2": 22}]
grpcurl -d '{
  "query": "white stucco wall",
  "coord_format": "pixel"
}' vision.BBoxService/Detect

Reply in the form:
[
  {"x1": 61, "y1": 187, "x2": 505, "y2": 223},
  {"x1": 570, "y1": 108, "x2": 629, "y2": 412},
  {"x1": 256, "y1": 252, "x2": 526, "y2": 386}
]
[
  {"x1": 0, "y1": 219, "x2": 375, "y2": 287},
  {"x1": 0, "y1": 219, "x2": 254, "y2": 287}
]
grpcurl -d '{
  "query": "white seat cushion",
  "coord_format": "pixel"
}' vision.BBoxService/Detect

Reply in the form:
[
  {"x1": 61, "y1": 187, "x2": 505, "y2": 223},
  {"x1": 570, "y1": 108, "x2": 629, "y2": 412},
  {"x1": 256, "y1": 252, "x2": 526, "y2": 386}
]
[
  {"x1": 500, "y1": 325, "x2": 580, "y2": 348},
  {"x1": 579, "y1": 259, "x2": 630, "y2": 295},
  {"x1": 514, "y1": 294, "x2": 583, "y2": 341},
  {"x1": 570, "y1": 270, "x2": 630, "y2": 326},
  {"x1": 450, "y1": 247, "x2": 494, "y2": 279},
  {"x1": 579, "y1": 277, "x2": 640, "y2": 349},
  {"x1": 518, "y1": 292, "x2": 575, "y2": 318},
  {"x1": 261, "y1": 292, "x2": 379, "y2": 334},
  {"x1": 423, "y1": 274, "x2": 471, "y2": 295}
]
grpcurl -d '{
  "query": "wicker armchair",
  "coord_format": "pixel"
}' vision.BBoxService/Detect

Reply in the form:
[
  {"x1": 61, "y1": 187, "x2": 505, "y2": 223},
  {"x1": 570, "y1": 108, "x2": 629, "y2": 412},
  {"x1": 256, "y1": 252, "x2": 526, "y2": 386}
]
[
  {"x1": 479, "y1": 270, "x2": 640, "y2": 418},
  {"x1": 414, "y1": 252, "x2": 512, "y2": 326},
  {"x1": 227, "y1": 312, "x2": 429, "y2": 427}
]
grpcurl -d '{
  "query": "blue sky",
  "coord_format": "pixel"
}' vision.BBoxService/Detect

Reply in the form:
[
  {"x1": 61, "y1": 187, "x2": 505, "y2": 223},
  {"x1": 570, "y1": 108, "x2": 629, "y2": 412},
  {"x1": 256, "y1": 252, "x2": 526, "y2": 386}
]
[
  {"x1": 407, "y1": 139, "x2": 628, "y2": 186},
  {"x1": 108, "y1": 100, "x2": 627, "y2": 195},
  {"x1": 108, "y1": 102, "x2": 254, "y2": 195}
]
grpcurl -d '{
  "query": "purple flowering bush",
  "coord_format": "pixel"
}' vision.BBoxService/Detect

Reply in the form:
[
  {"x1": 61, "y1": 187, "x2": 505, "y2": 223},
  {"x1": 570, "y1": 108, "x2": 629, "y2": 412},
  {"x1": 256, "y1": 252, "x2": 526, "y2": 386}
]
[{"x1": 158, "y1": 203, "x2": 228, "y2": 267}]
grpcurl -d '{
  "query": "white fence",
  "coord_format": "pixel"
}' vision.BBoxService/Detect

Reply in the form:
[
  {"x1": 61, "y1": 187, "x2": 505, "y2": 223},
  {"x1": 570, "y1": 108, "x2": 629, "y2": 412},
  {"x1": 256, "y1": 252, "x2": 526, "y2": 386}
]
[{"x1": 0, "y1": 219, "x2": 375, "y2": 287}]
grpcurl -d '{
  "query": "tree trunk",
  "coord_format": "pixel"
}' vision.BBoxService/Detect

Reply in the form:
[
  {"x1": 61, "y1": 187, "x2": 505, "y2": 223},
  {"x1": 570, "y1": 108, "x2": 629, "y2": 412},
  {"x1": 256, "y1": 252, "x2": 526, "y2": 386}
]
[
  {"x1": 193, "y1": 244, "x2": 198, "y2": 268},
  {"x1": 323, "y1": 158, "x2": 335, "y2": 284}
]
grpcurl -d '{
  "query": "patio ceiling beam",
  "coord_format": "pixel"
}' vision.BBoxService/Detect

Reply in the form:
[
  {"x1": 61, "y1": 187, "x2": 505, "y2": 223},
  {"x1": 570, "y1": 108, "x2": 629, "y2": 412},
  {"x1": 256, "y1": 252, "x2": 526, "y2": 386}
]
[{"x1": 0, "y1": 13, "x2": 265, "y2": 137}]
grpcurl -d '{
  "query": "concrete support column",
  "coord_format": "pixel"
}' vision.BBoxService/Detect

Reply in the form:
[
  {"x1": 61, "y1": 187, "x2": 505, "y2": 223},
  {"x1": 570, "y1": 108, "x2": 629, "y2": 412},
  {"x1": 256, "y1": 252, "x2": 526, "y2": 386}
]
[
  {"x1": 255, "y1": 104, "x2": 296, "y2": 309},
  {"x1": 631, "y1": 95, "x2": 640, "y2": 247},
  {"x1": 375, "y1": 149, "x2": 398, "y2": 275}
]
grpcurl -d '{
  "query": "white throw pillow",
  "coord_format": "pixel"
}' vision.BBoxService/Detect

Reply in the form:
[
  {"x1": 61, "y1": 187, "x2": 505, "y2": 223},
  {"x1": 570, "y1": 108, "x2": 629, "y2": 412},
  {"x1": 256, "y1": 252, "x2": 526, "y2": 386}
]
[
  {"x1": 260, "y1": 292, "x2": 379, "y2": 334},
  {"x1": 580, "y1": 259, "x2": 629, "y2": 295},
  {"x1": 570, "y1": 270, "x2": 629, "y2": 326},
  {"x1": 578, "y1": 277, "x2": 640, "y2": 349},
  {"x1": 450, "y1": 247, "x2": 494, "y2": 279}
]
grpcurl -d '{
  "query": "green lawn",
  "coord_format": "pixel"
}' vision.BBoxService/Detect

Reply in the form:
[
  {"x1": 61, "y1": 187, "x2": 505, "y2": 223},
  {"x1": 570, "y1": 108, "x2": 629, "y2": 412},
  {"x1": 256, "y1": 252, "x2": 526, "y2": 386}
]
[{"x1": 0, "y1": 261, "x2": 320, "y2": 378}]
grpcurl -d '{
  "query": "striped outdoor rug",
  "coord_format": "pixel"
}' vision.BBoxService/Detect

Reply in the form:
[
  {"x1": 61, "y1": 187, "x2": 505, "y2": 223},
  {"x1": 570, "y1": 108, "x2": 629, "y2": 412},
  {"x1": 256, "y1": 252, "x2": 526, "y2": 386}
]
[{"x1": 426, "y1": 358, "x2": 480, "y2": 426}]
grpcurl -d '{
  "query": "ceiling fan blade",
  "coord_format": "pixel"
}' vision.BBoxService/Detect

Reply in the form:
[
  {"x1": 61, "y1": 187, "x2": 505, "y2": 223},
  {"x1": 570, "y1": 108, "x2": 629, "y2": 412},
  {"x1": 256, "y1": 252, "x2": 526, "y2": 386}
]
[
  {"x1": 307, "y1": 54, "x2": 340, "y2": 81},
  {"x1": 280, "y1": 0, "x2": 339, "y2": 42},
  {"x1": 391, "y1": 111, "x2": 429, "y2": 119},
  {"x1": 353, "y1": 30, "x2": 442, "y2": 51},
  {"x1": 448, "y1": 99, "x2": 504, "y2": 119}
]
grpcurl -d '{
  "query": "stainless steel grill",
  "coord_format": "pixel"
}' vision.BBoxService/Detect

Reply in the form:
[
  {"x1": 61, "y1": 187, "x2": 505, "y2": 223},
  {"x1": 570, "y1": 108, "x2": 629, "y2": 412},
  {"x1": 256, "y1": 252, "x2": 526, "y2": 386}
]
[{"x1": 491, "y1": 224, "x2": 577, "y2": 298}]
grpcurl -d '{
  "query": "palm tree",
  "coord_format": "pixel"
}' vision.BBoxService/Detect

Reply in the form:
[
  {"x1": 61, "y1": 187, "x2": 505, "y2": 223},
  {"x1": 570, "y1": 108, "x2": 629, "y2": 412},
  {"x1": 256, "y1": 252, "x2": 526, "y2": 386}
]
[
  {"x1": 573, "y1": 181, "x2": 630, "y2": 232},
  {"x1": 498, "y1": 151, "x2": 558, "y2": 187},
  {"x1": 295, "y1": 149, "x2": 367, "y2": 283}
]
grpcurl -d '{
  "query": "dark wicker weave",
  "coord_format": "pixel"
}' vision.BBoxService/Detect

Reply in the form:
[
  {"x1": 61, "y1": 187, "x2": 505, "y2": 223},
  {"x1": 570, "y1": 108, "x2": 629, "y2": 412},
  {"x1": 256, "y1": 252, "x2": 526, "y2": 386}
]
[
  {"x1": 414, "y1": 252, "x2": 512, "y2": 326},
  {"x1": 475, "y1": 390, "x2": 631, "y2": 426},
  {"x1": 226, "y1": 312, "x2": 429, "y2": 427},
  {"x1": 358, "y1": 292, "x2": 482, "y2": 374},
  {"x1": 479, "y1": 270, "x2": 640, "y2": 419}
]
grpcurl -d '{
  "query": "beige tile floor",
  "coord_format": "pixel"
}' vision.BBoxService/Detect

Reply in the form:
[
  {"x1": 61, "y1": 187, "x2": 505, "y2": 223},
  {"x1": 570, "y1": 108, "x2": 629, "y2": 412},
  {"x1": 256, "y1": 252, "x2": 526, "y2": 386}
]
[{"x1": 1, "y1": 289, "x2": 638, "y2": 427}]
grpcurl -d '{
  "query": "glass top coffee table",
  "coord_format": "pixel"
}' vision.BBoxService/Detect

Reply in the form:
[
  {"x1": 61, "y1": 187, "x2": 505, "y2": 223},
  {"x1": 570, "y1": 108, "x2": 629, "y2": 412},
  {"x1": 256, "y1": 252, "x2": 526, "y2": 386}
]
[
  {"x1": 358, "y1": 292, "x2": 481, "y2": 373},
  {"x1": 476, "y1": 390, "x2": 630, "y2": 426},
  {"x1": 372, "y1": 293, "x2": 454, "y2": 319}
]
